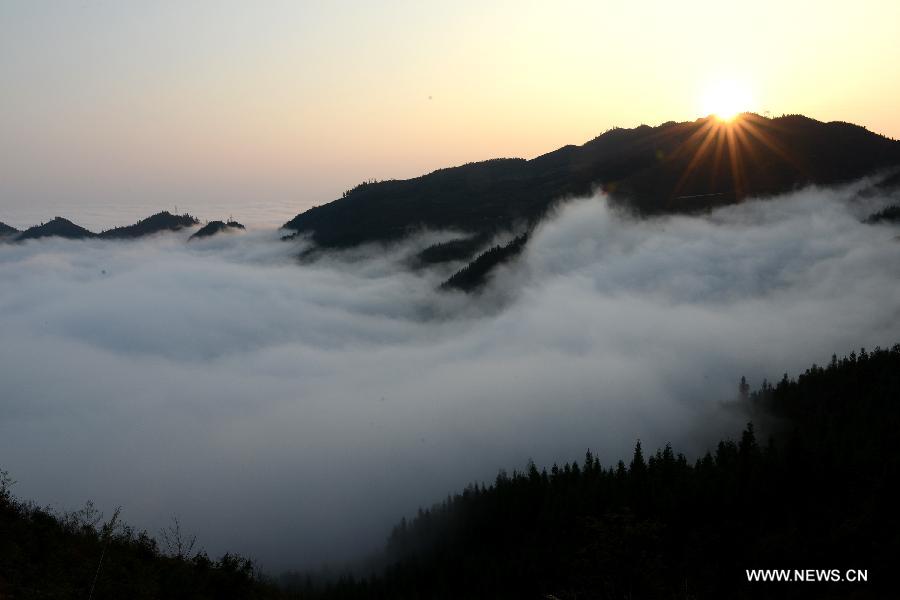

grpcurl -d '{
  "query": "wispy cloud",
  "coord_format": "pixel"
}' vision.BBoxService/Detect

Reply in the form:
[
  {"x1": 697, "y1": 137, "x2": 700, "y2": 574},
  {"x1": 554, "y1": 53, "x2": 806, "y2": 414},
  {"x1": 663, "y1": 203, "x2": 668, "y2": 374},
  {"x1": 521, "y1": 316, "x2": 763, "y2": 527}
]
[{"x1": 1, "y1": 183, "x2": 899, "y2": 570}]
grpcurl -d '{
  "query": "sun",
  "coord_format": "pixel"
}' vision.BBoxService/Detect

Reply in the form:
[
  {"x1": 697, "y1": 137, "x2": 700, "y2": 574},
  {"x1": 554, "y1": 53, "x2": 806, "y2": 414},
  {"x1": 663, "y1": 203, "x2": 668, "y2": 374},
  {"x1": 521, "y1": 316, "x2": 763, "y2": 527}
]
[{"x1": 701, "y1": 78, "x2": 753, "y2": 122}]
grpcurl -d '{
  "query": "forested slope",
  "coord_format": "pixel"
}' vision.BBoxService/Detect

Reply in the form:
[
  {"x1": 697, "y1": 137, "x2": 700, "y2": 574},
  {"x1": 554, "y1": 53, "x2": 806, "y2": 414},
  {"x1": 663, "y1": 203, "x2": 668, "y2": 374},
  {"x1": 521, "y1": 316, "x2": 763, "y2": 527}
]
[
  {"x1": 4, "y1": 346, "x2": 897, "y2": 598},
  {"x1": 290, "y1": 346, "x2": 900, "y2": 599}
]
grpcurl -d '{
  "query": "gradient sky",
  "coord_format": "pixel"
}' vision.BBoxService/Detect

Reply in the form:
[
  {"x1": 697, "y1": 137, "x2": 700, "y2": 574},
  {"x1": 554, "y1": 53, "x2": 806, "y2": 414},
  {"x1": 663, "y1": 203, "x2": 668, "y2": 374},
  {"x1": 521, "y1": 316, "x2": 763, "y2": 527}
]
[{"x1": 2, "y1": 1, "x2": 899, "y2": 227}]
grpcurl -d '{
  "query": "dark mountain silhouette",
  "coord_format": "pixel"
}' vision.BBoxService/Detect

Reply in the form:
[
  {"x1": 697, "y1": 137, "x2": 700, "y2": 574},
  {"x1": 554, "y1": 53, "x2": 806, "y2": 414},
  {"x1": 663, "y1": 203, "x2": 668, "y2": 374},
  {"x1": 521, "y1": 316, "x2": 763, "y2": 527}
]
[
  {"x1": 1, "y1": 214, "x2": 246, "y2": 245},
  {"x1": 411, "y1": 233, "x2": 491, "y2": 267},
  {"x1": 15, "y1": 217, "x2": 97, "y2": 241},
  {"x1": 0, "y1": 221, "x2": 18, "y2": 238},
  {"x1": 0, "y1": 476, "x2": 281, "y2": 598},
  {"x1": 282, "y1": 113, "x2": 900, "y2": 251},
  {"x1": 99, "y1": 211, "x2": 199, "y2": 239},
  {"x1": 865, "y1": 204, "x2": 900, "y2": 224},
  {"x1": 189, "y1": 220, "x2": 246, "y2": 241},
  {"x1": 440, "y1": 234, "x2": 529, "y2": 292}
]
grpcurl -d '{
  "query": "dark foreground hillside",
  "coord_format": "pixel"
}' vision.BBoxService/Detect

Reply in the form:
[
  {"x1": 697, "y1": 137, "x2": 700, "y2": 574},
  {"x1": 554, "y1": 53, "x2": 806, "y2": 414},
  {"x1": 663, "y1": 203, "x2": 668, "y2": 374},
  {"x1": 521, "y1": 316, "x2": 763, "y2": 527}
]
[
  {"x1": 288, "y1": 346, "x2": 900, "y2": 599},
  {"x1": 3, "y1": 346, "x2": 897, "y2": 598},
  {"x1": 0, "y1": 484, "x2": 282, "y2": 599}
]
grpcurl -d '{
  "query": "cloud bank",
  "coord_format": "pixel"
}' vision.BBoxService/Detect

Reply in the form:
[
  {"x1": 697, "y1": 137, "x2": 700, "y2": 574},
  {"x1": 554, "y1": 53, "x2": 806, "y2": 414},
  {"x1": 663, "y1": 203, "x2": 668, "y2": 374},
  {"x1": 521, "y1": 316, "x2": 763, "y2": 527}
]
[{"x1": 1, "y1": 183, "x2": 899, "y2": 570}]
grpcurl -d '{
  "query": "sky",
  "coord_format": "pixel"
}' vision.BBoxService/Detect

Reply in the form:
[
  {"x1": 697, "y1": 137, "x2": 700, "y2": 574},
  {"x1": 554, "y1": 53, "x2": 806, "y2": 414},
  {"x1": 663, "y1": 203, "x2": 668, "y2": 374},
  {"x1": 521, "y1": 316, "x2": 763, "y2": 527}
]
[
  {"x1": 2, "y1": 0, "x2": 900, "y2": 228},
  {"x1": 2, "y1": 182, "x2": 899, "y2": 570}
]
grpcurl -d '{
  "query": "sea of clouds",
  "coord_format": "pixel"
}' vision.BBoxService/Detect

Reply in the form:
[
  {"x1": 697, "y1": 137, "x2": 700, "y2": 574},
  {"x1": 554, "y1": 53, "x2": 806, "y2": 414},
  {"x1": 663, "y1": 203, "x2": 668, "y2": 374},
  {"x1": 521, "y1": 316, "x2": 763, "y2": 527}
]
[{"x1": 1, "y1": 182, "x2": 899, "y2": 570}]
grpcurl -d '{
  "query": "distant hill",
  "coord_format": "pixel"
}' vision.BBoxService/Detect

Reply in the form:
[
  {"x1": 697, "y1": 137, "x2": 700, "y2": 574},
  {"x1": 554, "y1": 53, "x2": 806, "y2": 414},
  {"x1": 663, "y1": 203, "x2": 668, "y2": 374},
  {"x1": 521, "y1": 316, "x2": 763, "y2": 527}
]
[
  {"x1": 189, "y1": 220, "x2": 246, "y2": 240},
  {"x1": 15, "y1": 217, "x2": 97, "y2": 241},
  {"x1": 282, "y1": 114, "x2": 900, "y2": 250},
  {"x1": 1, "y1": 213, "x2": 221, "y2": 244},
  {"x1": 99, "y1": 211, "x2": 199, "y2": 239},
  {"x1": 0, "y1": 221, "x2": 18, "y2": 238}
]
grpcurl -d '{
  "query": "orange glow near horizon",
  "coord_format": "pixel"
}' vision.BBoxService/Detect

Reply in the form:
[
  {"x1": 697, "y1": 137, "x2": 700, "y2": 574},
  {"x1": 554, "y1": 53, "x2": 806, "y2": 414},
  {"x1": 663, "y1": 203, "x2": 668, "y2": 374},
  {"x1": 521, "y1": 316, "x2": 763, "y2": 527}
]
[{"x1": 1, "y1": 0, "x2": 899, "y2": 215}]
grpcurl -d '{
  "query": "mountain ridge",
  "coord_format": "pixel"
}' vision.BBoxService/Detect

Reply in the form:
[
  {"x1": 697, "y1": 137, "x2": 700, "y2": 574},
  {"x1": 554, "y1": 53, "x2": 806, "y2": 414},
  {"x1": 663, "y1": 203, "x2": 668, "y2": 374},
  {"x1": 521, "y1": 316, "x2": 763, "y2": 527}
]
[
  {"x1": 15, "y1": 217, "x2": 98, "y2": 242},
  {"x1": 282, "y1": 113, "x2": 900, "y2": 252},
  {"x1": 189, "y1": 220, "x2": 246, "y2": 241},
  {"x1": 1, "y1": 212, "x2": 209, "y2": 243},
  {"x1": 99, "y1": 211, "x2": 200, "y2": 239},
  {"x1": 0, "y1": 221, "x2": 18, "y2": 238}
]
